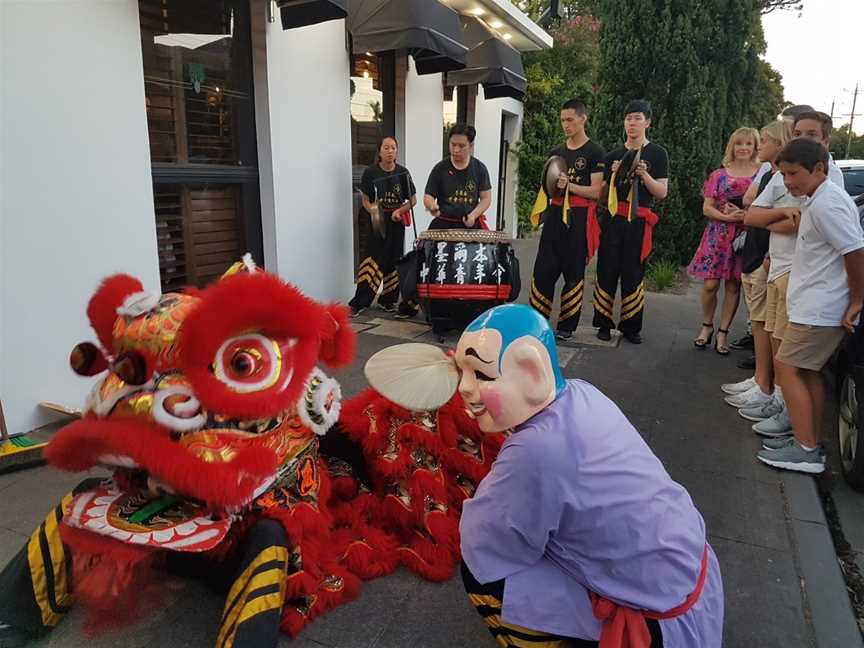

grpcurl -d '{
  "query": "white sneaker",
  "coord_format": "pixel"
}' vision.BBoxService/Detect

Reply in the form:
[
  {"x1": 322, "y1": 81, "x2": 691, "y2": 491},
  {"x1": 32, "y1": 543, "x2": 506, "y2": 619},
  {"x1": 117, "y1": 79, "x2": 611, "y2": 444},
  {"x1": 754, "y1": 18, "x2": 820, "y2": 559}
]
[
  {"x1": 739, "y1": 395, "x2": 784, "y2": 422},
  {"x1": 721, "y1": 376, "x2": 755, "y2": 395},
  {"x1": 725, "y1": 385, "x2": 773, "y2": 409}
]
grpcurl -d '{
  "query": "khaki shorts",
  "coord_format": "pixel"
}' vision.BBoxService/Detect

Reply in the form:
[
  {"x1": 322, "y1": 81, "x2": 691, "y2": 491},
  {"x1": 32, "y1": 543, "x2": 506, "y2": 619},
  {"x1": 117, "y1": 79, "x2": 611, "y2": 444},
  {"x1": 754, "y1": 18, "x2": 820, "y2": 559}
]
[
  {"x1": 764, "y1": 272, "x2": 790, "y2": 340},
  {"x1": 741, "y1": 265, "x2": 768, "y2": 323},
  {"x1": 777, "y1": 322, "x2": 846, "y2": 371}
]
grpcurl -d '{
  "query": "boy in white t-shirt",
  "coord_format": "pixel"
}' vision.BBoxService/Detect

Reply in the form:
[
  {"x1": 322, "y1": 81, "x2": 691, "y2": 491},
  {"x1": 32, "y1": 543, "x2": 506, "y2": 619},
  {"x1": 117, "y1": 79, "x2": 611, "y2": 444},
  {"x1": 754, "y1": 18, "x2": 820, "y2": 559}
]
[
  {"x1": 756, "y1": 138, "x2": 864, "y2": 474},
  {"x1": 723, "y1": 111, "x2": 845, "y2": 437}
]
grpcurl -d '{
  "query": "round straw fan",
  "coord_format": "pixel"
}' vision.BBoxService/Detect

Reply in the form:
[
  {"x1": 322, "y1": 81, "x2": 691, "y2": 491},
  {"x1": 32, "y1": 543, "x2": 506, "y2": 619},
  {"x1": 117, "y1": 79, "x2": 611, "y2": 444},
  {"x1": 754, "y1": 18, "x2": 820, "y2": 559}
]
[{"x1": 364, "y1": 343, "x2": 459, "y2": 411}]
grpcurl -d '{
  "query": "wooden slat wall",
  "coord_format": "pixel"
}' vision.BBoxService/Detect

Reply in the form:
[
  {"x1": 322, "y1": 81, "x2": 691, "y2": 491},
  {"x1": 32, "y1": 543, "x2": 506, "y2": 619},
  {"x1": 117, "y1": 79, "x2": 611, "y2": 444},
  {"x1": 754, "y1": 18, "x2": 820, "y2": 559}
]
[{"x1": 154, "y1": 185, "x2": 242, "y2": 291}]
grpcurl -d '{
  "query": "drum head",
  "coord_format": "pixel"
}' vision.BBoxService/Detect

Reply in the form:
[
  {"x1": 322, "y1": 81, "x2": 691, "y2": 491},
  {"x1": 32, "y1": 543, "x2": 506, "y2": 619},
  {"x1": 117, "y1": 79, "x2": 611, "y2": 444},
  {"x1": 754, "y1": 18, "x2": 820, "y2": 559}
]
[{"x1": 542, "y1": 155, "x2": 568, "y2": 199}]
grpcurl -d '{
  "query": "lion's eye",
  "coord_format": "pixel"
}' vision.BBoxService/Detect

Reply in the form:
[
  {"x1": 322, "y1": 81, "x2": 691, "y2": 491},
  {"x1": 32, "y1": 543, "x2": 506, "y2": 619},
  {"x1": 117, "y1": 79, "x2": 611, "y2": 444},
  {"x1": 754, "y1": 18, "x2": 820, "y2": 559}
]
[{"x1": 213, "y1": 334, "x2": 290, "y2": 393}]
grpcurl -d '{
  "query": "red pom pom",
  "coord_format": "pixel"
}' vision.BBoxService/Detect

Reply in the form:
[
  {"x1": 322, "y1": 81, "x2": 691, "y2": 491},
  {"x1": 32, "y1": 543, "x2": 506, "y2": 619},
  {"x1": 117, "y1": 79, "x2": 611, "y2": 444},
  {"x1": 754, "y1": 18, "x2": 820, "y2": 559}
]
[{"x1": 86, "y1": 274, "x2": 143, "y2": 352}]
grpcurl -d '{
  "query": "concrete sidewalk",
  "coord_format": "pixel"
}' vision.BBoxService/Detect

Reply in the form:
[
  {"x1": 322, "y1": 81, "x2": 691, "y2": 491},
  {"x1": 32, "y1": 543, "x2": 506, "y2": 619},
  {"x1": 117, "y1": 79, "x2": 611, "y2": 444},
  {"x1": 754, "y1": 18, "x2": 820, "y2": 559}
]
[{"x1": 1, "y1": 239, "x2": 861, "y2": 647}]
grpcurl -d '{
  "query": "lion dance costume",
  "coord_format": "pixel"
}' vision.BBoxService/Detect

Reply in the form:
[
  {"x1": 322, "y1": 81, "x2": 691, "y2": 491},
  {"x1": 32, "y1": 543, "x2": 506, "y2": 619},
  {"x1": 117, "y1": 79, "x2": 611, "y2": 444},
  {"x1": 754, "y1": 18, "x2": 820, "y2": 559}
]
[{"x1": 0, "y1": 262, "x2": 504, "y2": 647}]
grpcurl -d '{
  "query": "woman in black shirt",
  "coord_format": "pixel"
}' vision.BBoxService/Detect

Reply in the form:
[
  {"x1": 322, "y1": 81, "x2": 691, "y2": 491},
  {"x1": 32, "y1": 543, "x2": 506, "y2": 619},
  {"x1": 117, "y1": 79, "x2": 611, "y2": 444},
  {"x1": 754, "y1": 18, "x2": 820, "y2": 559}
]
[{"x1": 349, "y1": 136, "x2": 416, "y2": 316}]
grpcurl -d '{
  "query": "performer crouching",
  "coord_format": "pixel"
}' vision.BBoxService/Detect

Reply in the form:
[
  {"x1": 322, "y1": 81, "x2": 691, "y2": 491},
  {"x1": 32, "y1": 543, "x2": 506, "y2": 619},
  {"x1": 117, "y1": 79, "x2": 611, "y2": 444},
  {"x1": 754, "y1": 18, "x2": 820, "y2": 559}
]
[
  {"x1": 530, "y1": 98, "x2": 606, "y2": 341},
  {"x1": 455, "y1": 304, "x2": 723, "y2": 647},
  {"x1": 592, "y1": 100, "x2": 669, "y2": 344},
  {"x1": 349, "y1": 135, "x2": 416, "y2": 316}
]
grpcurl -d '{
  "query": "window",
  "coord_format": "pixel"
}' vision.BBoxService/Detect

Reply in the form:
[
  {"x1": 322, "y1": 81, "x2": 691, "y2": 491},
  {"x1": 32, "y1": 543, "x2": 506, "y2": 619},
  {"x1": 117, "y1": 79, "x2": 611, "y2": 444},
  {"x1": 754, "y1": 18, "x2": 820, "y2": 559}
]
[
  {"x1": 842, "y1": 168, "x2": 864, "y2": 198},
  {"x1": 139, "y1": 0, "x2": 262, "y2": 290},
  {"x1": 350, "y1": 52, "x2": 395, "y2": 168}
]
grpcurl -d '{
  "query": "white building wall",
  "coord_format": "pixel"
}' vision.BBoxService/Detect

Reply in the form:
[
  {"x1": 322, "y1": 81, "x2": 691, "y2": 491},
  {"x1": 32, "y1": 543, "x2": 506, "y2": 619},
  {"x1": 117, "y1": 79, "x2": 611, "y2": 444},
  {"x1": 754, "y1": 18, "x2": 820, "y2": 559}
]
[
  {"x1": 259, "y1": 16, "x2": 354, "y2": 301},
  {"x1": 1, "y1": 0, "x2": 159, "y2": 436},
  {"x1": 473, "y1": 86, "x2": 524, "y2": 238},
  {"x1": 401, "y1": 57, "x2": 444, "y2": 249}
]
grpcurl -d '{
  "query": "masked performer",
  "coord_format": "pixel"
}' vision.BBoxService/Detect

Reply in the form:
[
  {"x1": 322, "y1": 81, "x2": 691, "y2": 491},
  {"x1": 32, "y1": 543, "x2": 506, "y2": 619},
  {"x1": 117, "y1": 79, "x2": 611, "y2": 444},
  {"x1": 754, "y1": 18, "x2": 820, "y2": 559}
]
[
  {"x1": 424, "y1": 123, "x2": 492, "y2": 230},
  {"x1": 350, "y1": 135, "x2": 417, "y2": 317},
  {"x1": 457, "y1": 304, "x2": 722, "y2": 647},
  {"x1": 529, "y1": 99, "x2": 605, "y2": 341},
  {"x1": 592, "y1": 100, "x2": 669, "y2": 344}
]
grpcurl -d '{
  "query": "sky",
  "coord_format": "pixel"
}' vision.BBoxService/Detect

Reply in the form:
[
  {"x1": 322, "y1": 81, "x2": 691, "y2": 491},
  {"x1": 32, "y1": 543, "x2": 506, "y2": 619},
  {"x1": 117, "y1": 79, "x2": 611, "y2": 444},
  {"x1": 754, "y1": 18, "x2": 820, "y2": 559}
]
[{"x1": 762, "y1": 0, "x2": 864, "y2": 133}]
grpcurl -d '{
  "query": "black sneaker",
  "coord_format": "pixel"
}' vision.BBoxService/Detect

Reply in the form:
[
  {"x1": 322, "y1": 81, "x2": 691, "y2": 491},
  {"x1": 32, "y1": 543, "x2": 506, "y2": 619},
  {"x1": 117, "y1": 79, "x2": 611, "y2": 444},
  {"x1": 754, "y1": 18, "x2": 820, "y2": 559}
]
[
  {"x1": 555, "y1": 330, "x2": 573, "y2": 342},
  {"x1": 730, "y1": 334, "x2": 753, "y2": 350},
  {"x1": 737, "y1": 354, "x2": 756, "y2": 370},
  {"x1": 623, "y1": 331, "x2": 642, "y2": 344},
  {"x1": 350, "y1": 305, "x2": 367, "y2": 317},
  {"x1": 597, "y1": 328, "x2": 612, "y2": 341},
  {"x1": 379, "y1": 303, "x2": 397, "y2": 314},
  {"x1": 394, "y1": 304, "x2": 418, "y2": 320}
]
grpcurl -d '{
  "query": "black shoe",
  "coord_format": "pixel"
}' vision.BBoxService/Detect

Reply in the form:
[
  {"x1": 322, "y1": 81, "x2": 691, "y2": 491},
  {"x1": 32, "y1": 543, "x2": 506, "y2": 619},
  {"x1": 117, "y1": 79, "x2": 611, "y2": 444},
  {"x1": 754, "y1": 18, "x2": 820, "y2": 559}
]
[
  {"x1": 737, "y1": 354, "x2": 756, "y2": 370},
  {"x1": 379, "y1": 303, "x2": 397, "y2": 314},
  {"x1": 555, "y1": 330, "x2": 573, "y2": 342},
  {"x1": 350, "y1": 305, "x2": 367, "y2": 317},
  {"x1": 597, "y1": 328, "x2": 612, "y2": 341},
  {"x1": 623, "y1": 331, "x2": 643, "y2": 345},
  {"x1": 730, "y1": 333, "x2": 753, "y2": 350}
]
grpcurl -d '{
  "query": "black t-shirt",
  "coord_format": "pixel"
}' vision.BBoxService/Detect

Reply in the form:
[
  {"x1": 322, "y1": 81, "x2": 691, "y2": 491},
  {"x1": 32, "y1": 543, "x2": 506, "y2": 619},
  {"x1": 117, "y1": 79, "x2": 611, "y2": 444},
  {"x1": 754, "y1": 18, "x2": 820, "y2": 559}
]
[
  {"x1": 360, "y1": 163, "x2": 416, "y2": 212},
  {"x1": 424, "y1": 158, "x2": 492, "y2": 220},
  {"x1": 549, "y1": 140, "x2": 606, "y2": 188},
  {"x1": 741, "y1": 170, "x2": 774, "y2": 274},
  {"x1": 604, "y1": 142, "x2": 669, "y2": 210}
]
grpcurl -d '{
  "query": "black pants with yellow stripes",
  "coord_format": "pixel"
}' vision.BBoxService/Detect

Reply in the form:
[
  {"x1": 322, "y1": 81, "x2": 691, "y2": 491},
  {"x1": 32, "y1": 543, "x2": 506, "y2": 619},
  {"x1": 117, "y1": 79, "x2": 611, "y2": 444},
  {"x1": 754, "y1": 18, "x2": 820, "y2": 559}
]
[
  {"x1": 461, "y1": 560, "x2": 663, "y2": 648},
  {"x1": 592, "y1": 215, "x2": 647, "y2": 335},
  {"x1": 530, "y1": 206, "x2": 587, "y2": 333},
  {"x1": 0, "y1": 479, "x2": 290, "y2": 648},
  {"x1": 350, "y1": 212, "x2": 405, "y2": 310}
]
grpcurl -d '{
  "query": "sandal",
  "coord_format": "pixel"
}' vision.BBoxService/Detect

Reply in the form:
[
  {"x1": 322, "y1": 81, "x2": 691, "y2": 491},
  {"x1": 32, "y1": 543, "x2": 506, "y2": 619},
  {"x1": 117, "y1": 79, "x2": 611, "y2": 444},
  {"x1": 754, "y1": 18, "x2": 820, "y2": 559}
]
[
  {"x1": 715, "y1": 328, "x2": 730, "y2": 355},
  {"x1": 693, "y1": 323, "x2": 714, "y2": 350}
]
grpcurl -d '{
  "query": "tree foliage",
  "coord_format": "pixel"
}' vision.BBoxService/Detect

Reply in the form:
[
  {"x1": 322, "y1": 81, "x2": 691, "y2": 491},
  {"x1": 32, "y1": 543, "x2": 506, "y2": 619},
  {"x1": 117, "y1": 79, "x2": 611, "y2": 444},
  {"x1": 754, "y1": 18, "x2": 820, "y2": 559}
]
[
  {"x1": 590, "y1": 0, "x2": 786, "y2": 264},
  {"x1": 831, "y1": 125, "x2": 864, "y2": 160}
]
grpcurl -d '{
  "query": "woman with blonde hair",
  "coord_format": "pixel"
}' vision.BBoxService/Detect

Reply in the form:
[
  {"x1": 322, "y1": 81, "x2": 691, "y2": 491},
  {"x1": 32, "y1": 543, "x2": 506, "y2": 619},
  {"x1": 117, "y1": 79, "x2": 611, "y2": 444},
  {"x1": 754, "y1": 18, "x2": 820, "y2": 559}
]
[{"x1": 688, "y1": 127, "x2": 761, "y2": 354}]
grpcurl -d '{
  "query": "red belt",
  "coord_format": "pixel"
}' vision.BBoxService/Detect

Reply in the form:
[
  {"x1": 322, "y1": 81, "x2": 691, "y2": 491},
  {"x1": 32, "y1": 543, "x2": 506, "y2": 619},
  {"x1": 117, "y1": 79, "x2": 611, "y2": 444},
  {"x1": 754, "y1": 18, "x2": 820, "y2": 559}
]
[
  {"x1": 614, "y1": 202, "x2": 659, "y2": 263},
  {"x1": 590, "y1": 545, "x2": 709, "y2": 648},
  {"x1": 551, "y1": 195, "x2": 601, "y2": 262}
]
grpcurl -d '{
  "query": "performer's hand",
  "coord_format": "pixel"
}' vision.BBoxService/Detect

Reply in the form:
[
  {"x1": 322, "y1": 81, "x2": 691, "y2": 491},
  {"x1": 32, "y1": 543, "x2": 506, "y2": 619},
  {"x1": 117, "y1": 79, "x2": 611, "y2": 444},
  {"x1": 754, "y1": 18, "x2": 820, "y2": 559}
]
[
  {"x1": 634, "y1": 161, "x2": 649, "y2": 178},
  {"x1": 391, "y1": 212, "x2": 402, "y2": 222},
  {"x1": 610, "y1": 160, "x2": 622, "y2": 174},
  {"x1": 429, "y1": 199, "x2": 440, "y2": 217},
  {"x1": 557, "y1": 173, "x2": 569, "y2": 189},
  {"x1": 464, "y1": 213, "x2": 477, "y2": 227}
]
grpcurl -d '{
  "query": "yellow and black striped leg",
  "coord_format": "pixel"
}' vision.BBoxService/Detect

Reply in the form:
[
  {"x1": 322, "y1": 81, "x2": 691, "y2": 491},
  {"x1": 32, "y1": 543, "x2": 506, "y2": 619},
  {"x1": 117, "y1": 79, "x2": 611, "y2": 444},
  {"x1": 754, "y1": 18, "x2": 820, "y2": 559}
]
[
  {"x1": 460, "y1": 561, "x2": 587, "y2": 648},
  {"x1": 591, "y1": 282, "x2": 615, "y2": 331},
  {"x1": 349, "y1": 257, "x2": 384, "y2": 310},
  {"x1": 557, "y1": 279, "x2": 584, "y2": 333},
  {"x1": 619, "y1": 280, "x2": 646, "y2": 333},
  {"x1": 379, "y1": 270, "x2": 400, "y2": 307},
  {"x1": 0, "y1": 478, "x2": 101, "y2": 638},
  {"x1": 216, "y1": 519, "x2": 288, "y2": 648}
]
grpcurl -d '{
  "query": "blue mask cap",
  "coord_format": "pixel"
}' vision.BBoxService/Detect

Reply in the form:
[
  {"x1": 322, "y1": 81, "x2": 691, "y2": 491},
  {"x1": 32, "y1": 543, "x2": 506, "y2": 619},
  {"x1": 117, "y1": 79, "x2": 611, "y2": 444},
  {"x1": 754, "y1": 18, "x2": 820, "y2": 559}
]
[{"x1": 465, "y1": 304, "x2": 566, "y2": 396}]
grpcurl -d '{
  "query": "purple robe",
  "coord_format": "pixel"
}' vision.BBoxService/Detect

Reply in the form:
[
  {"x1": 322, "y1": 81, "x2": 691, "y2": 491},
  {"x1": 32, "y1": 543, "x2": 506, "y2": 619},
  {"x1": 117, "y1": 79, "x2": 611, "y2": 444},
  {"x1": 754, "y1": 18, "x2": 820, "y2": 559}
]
[{"x1": 460, "y1": 380, "x2": 724, "y2": 646}]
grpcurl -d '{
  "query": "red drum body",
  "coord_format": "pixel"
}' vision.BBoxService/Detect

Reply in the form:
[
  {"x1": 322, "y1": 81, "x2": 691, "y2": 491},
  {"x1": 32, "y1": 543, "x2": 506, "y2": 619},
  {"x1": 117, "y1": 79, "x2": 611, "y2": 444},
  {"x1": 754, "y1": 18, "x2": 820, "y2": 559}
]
[{"x1": 415, "y1": 229, "x2": 520, "y2": 333}]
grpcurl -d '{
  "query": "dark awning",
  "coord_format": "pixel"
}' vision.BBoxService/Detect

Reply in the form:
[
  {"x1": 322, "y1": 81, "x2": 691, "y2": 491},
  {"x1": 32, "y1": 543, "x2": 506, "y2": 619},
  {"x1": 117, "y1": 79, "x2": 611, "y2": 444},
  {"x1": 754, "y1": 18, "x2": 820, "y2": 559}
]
[
  {"x1": 279, "y1": 0, "x2": 347, "y2": 30},
  {"x1": 347, "y1": 0, "x2": 468, "y2": 75},
  {"x1": 447, "y1": 17, "x2": 526, "y2": 101}
]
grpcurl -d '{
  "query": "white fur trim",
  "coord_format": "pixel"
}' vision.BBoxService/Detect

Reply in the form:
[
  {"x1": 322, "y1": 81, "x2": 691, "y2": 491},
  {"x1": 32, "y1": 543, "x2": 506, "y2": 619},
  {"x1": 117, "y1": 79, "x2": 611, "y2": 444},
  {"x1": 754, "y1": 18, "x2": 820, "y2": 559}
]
[
  {"x1": 116, "y1": 291, "x2": 162, "y2": 318},
  {"x1": 241, "y1": 252, "x2": 257, "y2": 273},
  {"x1": 152, "y1": 385, "x2": 206, "y2": 432},
  {"x1": 297, "y1": 367, "x2": 342, "y2": 436}
]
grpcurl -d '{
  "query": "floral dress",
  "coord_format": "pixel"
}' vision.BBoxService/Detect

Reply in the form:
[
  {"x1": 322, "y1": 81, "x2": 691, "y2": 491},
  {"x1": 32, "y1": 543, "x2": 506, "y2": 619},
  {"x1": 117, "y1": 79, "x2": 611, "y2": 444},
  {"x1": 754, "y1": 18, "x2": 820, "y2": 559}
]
[{"x1": 687, "y1": 167, "x2": 755, "y2": 280}]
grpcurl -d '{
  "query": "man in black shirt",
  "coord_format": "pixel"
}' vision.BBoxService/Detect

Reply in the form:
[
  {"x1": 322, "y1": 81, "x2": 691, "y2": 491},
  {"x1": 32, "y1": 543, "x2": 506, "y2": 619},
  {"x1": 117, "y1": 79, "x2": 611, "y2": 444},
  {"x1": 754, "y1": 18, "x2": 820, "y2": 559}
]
[
  {"x1": 529, "y1": 99, "x2": 606, "y2": 341},
  {"x1": 424, "y1": 124, "x2": 492, "y2": 230},
  {"x1": 592, "y1": 100, "x2": 669, "y2": 344}
]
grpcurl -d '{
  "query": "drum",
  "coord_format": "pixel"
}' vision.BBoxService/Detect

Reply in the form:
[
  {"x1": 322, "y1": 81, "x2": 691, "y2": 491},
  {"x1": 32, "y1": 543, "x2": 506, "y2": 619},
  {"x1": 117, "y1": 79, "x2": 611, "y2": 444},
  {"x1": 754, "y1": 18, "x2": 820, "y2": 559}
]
[{"x1": 415, "y1": 229, "x2": 520, "y2": 334}]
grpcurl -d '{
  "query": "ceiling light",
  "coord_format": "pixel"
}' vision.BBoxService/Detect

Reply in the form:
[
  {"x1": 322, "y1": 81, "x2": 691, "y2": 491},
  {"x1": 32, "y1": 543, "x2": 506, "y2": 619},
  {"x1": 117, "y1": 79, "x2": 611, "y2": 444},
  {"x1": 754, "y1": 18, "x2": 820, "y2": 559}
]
[
  {"x1": 471, "y1": 7, "x2": 485, "y2": 16},
  {"x1": 502, "y1": 33, "x2": 512, "y2": 40},
  {"x1": 490, "y1": 19, "x2": 503, "y2": 29}
]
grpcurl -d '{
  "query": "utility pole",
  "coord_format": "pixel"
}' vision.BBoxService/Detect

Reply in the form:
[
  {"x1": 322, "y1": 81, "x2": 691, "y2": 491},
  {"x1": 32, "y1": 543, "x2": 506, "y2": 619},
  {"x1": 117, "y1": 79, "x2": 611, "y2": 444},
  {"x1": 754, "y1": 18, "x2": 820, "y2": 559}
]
[
  {"x1": 847, "y1": 83, "x2": 859, "y2": 159},
  {"x1": 830, "y1": 99, "x2": 835, "y2": 121}
]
